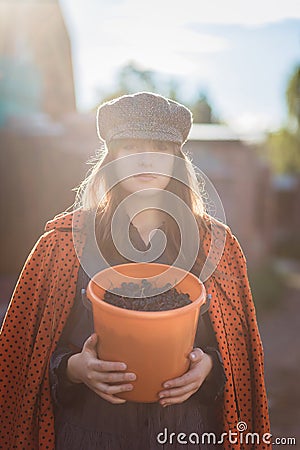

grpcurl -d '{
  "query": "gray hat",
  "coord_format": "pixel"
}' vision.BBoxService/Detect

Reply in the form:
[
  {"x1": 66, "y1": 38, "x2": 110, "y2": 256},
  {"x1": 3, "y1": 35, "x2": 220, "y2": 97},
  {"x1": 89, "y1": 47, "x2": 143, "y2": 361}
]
[{"x1": 96, "y1": 92, "x2": 193, "y2": 145}]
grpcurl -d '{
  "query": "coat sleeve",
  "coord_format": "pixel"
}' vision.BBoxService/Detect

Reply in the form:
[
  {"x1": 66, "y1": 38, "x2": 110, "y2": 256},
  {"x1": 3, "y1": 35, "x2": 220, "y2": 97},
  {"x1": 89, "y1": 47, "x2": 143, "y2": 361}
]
[
  {"x1": 0, "y1": 230, "x2": 59, "y2": 448},
  {"x1": 227, "y1": 232, "x2": 271, "y2": 439},
  {"x1": 0, "y1": 224, "x2": 81, "y2": 449},
  {"x1": 210, "y1": 226, "x2": 271, "y2": 449}
]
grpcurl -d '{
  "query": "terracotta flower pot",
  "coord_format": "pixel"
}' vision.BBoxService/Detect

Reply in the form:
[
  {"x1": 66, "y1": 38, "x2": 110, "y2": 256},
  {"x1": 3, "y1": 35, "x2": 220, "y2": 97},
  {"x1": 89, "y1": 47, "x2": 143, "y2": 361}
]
[{"x1": 86, "y1": 262, "x2": 206, "y2": 403}]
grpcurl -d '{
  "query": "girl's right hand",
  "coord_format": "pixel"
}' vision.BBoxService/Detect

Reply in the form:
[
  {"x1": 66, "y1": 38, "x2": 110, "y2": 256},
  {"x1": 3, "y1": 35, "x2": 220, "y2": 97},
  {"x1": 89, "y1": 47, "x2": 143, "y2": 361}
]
[{"x1": 66, "y1": 333, "x2": 136, "y2": 404}]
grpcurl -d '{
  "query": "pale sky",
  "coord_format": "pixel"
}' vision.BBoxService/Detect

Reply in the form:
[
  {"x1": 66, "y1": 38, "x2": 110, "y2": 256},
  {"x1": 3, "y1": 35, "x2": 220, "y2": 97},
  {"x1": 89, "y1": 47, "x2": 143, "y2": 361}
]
[{"x1": 59, "y1": 0, "x2": 300, "y2": 133}]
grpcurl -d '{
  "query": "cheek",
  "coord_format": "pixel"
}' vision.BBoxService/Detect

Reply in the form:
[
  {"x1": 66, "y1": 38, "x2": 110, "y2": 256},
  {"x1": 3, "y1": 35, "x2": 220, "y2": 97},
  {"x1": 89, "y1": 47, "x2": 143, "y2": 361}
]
[
  {"x1": 157, "y1": 159, "x2": 174, "y2": 181},
  {"x1": 113, "y1": 153, "x2": 175, "y2": 189},
  {"x1": 155, "y1": 174, "x2": 172, "y2": 190},
  {"x1": 118, "y1": 177, "x2": 137, "y2": 193}
]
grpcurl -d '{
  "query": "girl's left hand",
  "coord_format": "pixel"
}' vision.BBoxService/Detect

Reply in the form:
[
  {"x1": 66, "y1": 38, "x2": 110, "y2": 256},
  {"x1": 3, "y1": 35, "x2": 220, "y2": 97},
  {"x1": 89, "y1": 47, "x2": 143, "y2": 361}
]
[{"x1": 158, "y1": 348, "x2": 213, "y2": 407}]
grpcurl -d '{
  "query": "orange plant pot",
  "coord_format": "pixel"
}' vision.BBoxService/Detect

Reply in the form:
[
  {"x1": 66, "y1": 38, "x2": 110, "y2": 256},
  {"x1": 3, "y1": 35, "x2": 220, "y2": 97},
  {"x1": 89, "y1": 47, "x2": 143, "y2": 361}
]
[{"x1": 86, "y1": 262, "x2": 206, "y2": 403}]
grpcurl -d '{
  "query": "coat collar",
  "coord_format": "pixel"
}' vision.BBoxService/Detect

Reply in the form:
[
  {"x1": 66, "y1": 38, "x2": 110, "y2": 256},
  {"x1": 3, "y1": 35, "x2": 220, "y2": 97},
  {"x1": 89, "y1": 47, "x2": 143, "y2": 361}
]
[{"x1": 44, "y1": 208, "x2": 87, "y2": 233}]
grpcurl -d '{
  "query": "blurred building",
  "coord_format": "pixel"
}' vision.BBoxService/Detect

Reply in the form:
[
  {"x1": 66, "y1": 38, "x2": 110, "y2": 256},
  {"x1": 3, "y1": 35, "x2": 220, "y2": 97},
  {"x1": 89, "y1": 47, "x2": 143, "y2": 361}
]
[
  {"x1": 271, "y1": 173, "x2": 300, "y2": 260},
  {"x1": 185, "y1": 124, "x2": 274, "y2": 265},
  {"x1": 0, "y1": 0, "x2": 76, "y2": 126},
  {"x1": 0, "y1": 0, "x2": 80, "y2": 276},
  {"x1": 272, "y1": 174, "x2": 300, "y2": 239},
  {"x1": 0, "y1": 113, "x2": 98, "y2": 274}
]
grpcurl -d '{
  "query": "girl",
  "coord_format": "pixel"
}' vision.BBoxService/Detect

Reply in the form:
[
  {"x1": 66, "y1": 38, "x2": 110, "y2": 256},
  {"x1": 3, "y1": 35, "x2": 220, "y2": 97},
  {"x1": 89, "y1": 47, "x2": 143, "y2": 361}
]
[{"x1": 0, "y1": 92, "x2": 271, "y2": 450}]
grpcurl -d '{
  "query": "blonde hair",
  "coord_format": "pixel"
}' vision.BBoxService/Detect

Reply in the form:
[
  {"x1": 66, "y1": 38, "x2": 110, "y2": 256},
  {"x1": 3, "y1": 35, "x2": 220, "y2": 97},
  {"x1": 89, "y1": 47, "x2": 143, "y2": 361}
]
[
  {"x1": 71, "y1": 140, "x2": 229, "y2": 280},
  {"x1": 73, "y1": 142, "x2": 207, "y2": 217}
]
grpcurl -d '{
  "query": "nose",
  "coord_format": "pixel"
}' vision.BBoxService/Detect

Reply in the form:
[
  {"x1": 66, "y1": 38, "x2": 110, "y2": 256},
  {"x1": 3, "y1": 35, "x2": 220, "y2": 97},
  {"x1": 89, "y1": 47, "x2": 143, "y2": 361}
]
[{"x1": 138, "y1": 147, "x2": 153, "y2": 167}]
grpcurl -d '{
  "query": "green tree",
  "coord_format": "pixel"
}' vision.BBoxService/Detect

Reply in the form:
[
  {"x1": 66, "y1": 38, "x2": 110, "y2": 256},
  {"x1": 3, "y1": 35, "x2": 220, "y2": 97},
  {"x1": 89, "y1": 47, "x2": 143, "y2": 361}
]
[
  {"x1": 267, "y1": 128, "x2": 300, "y2": 174},
  {"x1": 93, "y1": 62, "x2": 218, "y2": 123},
  {"x1": 94, "y1": 62, "x2": 157, "y2": 105},
  {"x1": 286, "y1": 65, "x2": 300, "y2": 129},
  {"x1": 190, "y1": 92, "x2": 219, "y2": 123},
  {"x1": 267, "y1": 65, "x2": 300, "y2": 174},
  {"x1": 95, "y1": 62, "x2": 160, "y2": 105}
]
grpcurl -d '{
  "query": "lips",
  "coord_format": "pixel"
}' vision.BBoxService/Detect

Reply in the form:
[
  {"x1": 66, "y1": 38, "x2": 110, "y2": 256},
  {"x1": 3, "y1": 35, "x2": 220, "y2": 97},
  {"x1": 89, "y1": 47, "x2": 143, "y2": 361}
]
[{"x1": 133, "y1": 173, "x2": 157, "y2": 179}]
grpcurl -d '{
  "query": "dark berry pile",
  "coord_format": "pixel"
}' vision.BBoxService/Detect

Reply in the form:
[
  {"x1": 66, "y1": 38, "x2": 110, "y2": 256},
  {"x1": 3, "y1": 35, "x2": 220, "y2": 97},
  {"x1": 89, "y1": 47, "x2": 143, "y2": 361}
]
[{"x1": 103, "y1": 279, "x2": 192, "y2": 311}]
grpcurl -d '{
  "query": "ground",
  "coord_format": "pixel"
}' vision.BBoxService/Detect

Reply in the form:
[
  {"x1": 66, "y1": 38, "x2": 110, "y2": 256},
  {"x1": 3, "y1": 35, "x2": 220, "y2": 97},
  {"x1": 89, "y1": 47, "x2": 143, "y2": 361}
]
[{"x1": 258, "y1": 277, "x2": 300, "y2": 445}]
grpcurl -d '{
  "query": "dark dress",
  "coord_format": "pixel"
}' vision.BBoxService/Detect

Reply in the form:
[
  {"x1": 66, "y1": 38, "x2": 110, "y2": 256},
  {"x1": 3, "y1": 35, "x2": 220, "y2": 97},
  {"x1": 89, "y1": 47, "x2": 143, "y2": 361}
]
[{"x1": 49, "y1": 220, "x2": 226, "y2": 450}]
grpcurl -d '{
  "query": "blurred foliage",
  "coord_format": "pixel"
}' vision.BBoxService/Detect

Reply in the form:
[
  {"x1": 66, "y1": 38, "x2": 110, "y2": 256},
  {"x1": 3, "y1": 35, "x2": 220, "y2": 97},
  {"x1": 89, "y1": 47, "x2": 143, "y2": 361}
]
[
  {"x1": 266, "y1": 65, "x2": 300, "y2": 174},
  {"x1": 192, "y1": 92, "x2": 220, "y2": 124},
  {"x1": 266, "y1": 127, "x2": 300, "y2": 174},
  {"x1": 94, "y1": 61, "x2": 219, "y2": 123},
  {"x1": 286, "y1": 66, "x2": 300, "y2": 128},
  {"x1": 249, "y1": 260, "x2": 286, "y2": 314}
]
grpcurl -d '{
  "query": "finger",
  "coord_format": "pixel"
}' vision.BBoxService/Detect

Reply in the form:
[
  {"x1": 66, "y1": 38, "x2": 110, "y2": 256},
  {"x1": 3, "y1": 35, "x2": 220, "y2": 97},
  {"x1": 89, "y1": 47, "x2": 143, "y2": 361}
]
[
  {"x1": 189, "y1": 348, "x2": 204, "y2": 363},
  {"x1": 97, "y1": 392, "x2": 127, "y2": 405},
  {"x1": 162, "y1": 369, "x2": 197, "y2": 389},
  {"x1": 88, "y1": 359, "x2": 128, "y2": 372},
  {"x1": 91, "y1": 371, "x2": 136, "y2": 384},
  {"x1": 191, "y1": 352, "x2": 214, "y2": 376},
  {"x1": 83, "y1": 333, "x2": 98, "y2": 354},
  {"x1": 159, "y1": 382, "x2": 198, "y2": 400},
  {"x1": 160, "y1": 391, "x2": 194, "y2": 407},
  {"x1": 89, "y1": 381, "x2": 134, "y2": 396}
]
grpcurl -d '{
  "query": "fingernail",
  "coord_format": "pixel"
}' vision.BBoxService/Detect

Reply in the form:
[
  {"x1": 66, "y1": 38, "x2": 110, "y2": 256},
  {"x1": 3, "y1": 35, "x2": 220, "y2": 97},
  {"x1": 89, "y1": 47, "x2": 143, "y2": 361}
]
[
  {"x1": 159, "y1": 393, "x2": 165, "y2": 398},
  {"x1": 164, "y1": 383, "x2": 170, "y2": 388},
  {"x1": 190, "y1": 353, "x2": 196, "y2": 359},
  {"x1": 128, "y1": 374, "x2": 136, "y2": 380}
]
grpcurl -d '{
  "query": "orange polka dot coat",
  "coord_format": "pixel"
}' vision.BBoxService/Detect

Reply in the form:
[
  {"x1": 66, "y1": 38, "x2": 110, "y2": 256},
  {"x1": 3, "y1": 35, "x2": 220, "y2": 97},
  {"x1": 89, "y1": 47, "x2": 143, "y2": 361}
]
[{"x1": 0, "y1": 209, "x2": 271, "y2": 449}]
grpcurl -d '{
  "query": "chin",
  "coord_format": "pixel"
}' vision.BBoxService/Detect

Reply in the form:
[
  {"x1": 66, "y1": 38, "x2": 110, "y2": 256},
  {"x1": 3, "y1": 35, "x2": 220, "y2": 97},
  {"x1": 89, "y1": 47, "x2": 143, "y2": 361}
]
[{"x1": 121, "y1": 177, "x2": 166, "y2": 193}]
